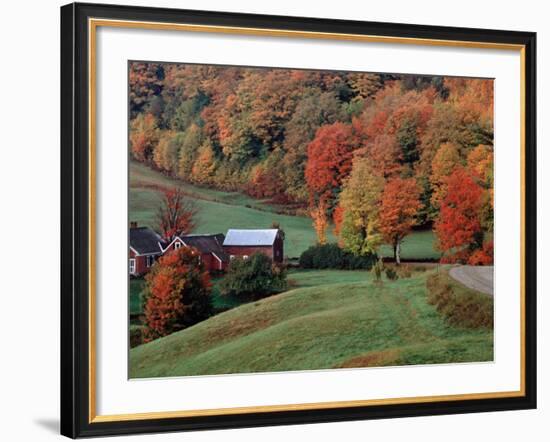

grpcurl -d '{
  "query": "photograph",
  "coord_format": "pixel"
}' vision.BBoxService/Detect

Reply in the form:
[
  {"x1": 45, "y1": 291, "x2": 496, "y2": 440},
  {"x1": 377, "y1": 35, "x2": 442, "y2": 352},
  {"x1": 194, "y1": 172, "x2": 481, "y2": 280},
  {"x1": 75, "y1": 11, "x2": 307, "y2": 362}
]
[
  {"x1": 0, "y1": 0, "x2": 543, "y2": 439},
  {"x1": 127, "y1": 62, "x2": 495, "y2": 378}
]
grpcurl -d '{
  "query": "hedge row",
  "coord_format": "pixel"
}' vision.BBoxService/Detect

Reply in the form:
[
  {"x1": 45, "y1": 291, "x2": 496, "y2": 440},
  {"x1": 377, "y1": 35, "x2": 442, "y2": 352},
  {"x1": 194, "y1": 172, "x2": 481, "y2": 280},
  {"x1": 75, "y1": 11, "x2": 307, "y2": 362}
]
[
  {"x1": 426, "y1": 273, "x2": 493, "y2": 329},
  {"x1": 299, "y1": 243, "x2": 377, "y2": 270}
]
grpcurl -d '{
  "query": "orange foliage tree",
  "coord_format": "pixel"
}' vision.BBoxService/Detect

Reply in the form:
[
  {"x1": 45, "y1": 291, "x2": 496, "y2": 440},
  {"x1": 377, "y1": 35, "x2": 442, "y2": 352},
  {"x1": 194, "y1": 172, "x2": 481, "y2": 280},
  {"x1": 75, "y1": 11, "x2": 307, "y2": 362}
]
[
  {"x1": 468, "y1": 240, "x2": 494, "y2": 266},
  {"x1": 156, "y1": 188, "x2": 197, "y2": 241},
  {"x1": 362, "y1": 134, "x2": 403, "y2": 179},
  {"x1": 332, "y1": 205, "x2": 345, "y2": 238},
  {"x1": 310, "y1": 199, "x2": 329, "y2": 245},
  {"x1": 434, "y1": 167, "x2": 484, "y2": 262},
  {"x1": 430, "y1": 142, "x2": 461, "y2": 210},
  {"x1": 379, "y1": 178, "x2": 421, "y2": 264},
  {"x1": 305, "y1": 122, "x2": 360, "y2": 208},
  {"x1": 143, "y1": 247, "x2": 212, "y2": 341}
]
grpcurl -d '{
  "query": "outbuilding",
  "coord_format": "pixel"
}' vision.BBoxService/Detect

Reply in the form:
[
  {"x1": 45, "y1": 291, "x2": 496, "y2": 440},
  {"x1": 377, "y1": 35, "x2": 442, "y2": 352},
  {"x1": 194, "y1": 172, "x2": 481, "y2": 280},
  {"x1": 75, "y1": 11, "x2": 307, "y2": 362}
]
[{"x1": 222, "y1": 229, "x2": 284, "y2": 263}]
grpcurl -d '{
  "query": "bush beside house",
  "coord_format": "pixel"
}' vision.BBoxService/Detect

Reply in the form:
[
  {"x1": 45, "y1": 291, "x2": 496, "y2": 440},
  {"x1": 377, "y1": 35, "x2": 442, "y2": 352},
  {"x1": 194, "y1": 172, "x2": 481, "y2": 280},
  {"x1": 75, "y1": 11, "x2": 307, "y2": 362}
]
[{"x1": 220, "y1": 253, "x2": 287, "y2": 301}]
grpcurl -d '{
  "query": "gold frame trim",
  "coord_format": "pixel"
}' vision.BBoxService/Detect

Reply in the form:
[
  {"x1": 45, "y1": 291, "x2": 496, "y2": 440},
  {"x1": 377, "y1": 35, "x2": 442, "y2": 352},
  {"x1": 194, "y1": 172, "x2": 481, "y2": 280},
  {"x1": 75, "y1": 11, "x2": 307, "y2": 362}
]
[{"x1": 88, "y1": 18, "x2": 527, "y2": 424}]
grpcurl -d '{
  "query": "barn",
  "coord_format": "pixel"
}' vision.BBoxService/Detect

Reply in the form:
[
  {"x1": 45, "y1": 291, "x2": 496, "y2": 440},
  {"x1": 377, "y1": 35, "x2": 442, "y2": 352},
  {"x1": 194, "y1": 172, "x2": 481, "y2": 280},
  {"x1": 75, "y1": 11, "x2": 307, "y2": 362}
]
[
  {"x1": 163, "y1": 233, "x2": 229, "y2": 272},
  {"x1": 129, "y1": 224, "x2": 165, "y2": 276},
  {"x1": 222, "y1": 229, "x2": 284, "y2": 263}
]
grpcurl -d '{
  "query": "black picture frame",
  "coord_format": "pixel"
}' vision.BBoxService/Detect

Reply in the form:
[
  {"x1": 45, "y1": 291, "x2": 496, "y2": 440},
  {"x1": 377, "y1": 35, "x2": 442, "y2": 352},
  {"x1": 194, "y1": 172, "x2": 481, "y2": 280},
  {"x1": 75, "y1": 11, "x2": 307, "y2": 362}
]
[{"x1": 61, "y1": 2, "x2": 537, "y2": 438}]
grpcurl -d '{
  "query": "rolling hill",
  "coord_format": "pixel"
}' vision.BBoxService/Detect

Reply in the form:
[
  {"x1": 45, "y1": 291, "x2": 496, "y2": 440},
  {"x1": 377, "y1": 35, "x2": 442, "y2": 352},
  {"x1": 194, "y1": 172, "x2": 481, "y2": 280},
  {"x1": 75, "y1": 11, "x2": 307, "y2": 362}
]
[{"x1": 129, "y1": 269, "x2": 492, "y2": 378}]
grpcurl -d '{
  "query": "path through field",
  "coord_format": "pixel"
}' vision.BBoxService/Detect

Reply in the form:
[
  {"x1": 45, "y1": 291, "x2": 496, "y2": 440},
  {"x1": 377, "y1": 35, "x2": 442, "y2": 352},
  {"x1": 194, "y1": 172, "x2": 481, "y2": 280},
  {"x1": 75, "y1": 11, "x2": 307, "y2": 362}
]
[{"x1": 449, "y1": 266, "x2": 494, "y2": 296}]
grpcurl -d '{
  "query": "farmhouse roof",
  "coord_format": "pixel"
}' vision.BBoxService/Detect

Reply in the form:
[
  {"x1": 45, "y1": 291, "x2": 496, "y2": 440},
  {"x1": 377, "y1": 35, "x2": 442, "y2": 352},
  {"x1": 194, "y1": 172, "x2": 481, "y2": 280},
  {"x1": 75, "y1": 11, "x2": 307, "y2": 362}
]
[
  {"x1": 223, "y1": 229, "x2": 279, "y2": 247},
  {"x1": 130, "y1": 227, "x2": 165, "y2": 255},
  {"x1": 180, "y1": 234, "x2": 229, "y2": 262}
]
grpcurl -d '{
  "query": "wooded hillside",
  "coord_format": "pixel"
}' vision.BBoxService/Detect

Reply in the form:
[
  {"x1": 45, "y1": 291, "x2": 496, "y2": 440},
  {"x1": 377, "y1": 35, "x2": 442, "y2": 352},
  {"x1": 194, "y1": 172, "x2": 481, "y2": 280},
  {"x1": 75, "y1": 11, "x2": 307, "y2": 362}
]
[{"x1": 129, "y1": 62, "x2": 494, "y2": 263}]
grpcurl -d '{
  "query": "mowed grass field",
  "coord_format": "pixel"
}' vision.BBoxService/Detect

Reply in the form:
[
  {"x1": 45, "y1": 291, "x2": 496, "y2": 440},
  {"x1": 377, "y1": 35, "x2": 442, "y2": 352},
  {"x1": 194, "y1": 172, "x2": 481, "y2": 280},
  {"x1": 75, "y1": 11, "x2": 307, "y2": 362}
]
[
  {"x1": 129, "y1": 268, "x2": 493, "y2": 378},
  {"x1": 129, "y1": 161, "x2": 440, "y2": 260}
]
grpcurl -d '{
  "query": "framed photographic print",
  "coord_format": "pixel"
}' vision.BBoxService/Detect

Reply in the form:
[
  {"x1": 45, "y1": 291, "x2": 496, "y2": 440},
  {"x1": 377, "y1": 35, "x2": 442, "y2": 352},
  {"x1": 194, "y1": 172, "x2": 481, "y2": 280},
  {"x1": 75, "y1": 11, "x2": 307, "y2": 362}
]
[{"x1": 60, "y1": 2, "x2": 537, "y2": 438}]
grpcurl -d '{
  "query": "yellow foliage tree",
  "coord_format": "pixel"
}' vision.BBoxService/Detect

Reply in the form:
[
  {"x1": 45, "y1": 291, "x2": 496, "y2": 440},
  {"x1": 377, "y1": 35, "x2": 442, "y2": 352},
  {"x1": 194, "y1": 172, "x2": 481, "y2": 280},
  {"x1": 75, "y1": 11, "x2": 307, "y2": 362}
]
[
  {"x1": 430, "y1": 142, "x2": 461, "y2": 210},
  {"x1": 153, "y1": 131, "x2": 178, "y2": 173},
  {"x1": 129, "y1": 113, "x2": 159, "y2": 163},
  {"x1": 338, "y1": 156, "x2": 384, "y2": 255},
  {"x1": 467, "y1": 144, "x2": 494, "y2": 232},
  {"x1": 191, "y1": 141, "x2": 216, "y2": 185},
  {"x1": 310, "y1": 199, "x2": 328, "y2": 245}
]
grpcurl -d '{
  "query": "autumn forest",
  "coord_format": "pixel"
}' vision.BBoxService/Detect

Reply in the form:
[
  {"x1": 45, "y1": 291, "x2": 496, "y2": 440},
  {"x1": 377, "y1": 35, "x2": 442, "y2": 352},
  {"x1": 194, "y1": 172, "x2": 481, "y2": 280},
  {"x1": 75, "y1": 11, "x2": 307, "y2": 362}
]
[
  {"x1": 129, "y1": 62, "x2": 493, "y2": 264},
  {"x1": 128, "y1": 61, "x2": 495, "y2": 376}
]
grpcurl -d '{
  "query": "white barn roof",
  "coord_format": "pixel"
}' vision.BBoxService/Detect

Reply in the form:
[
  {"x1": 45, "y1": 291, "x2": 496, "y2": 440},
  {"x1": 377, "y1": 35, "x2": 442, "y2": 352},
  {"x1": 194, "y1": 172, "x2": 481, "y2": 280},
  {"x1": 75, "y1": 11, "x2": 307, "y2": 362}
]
[{"x1": 223, "y1": 229, "x2": 278, "y2": 246}]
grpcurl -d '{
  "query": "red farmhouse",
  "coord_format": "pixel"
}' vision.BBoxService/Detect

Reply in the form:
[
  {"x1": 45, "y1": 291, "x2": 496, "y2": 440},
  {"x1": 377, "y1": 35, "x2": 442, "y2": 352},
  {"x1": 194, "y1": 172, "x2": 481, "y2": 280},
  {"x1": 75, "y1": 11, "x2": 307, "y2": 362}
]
[
  {"x1": 223, "y1": 229, "x2": 284, "y2": 263},
  {"x1": 163, "y1": 234, "x2": 229, "y2": 272},
  {"x1": 129, "y1": 225, "x2": 284, "y2": 276},
  {"x1": 129, "y1": 225, "x2": 165, "y2": 276}
]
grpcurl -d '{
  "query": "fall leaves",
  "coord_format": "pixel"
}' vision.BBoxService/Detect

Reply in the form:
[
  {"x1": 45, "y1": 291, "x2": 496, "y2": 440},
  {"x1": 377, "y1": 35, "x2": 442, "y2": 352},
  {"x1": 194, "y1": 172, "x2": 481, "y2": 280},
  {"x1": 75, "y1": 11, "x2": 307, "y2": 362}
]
[
  {"x1": 302, "y1": 78, "x2": 493, "y2": 264},
  {"x1": 305, "y1": 122, "x2": 358, "y2": 207},
  {"x1": 129, "y1": 62, "x2": 494, "y2": 265},
  {"x1": 143, "y1": 247, "x2": 212, "y2": 341}
]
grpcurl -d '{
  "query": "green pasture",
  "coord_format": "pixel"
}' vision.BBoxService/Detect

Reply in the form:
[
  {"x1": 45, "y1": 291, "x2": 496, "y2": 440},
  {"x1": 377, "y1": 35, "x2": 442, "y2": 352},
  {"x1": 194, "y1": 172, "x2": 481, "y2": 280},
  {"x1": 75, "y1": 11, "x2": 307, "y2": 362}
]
[{"x1": 129, "y1": 268, "x2": 492, "y2": 378}]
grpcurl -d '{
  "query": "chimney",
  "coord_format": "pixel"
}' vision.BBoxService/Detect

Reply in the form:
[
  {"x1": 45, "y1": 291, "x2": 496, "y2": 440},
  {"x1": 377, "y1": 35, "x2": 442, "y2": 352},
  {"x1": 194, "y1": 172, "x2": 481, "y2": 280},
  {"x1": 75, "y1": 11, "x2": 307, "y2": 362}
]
[{"x1": 130, "y1": 221, "x2": 137, "y2": 229}]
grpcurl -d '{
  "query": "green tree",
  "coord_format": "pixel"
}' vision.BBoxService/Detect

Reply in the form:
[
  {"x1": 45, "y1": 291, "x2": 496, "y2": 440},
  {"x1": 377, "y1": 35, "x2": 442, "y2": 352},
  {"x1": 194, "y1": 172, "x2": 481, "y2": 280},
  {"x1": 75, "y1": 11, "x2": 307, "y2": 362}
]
[
  {"x1": 170, "y1": 93, "x2": 209, "y2": 131},
  {"x1": 129, "y1": 62, "x2": 164, "y2": 118},
  {"x1": 220, "y1": 253, "x2": 287, "y2": 300},
  {"x1": 396, "y1": 116, "x2": 420, "y2": 167}
]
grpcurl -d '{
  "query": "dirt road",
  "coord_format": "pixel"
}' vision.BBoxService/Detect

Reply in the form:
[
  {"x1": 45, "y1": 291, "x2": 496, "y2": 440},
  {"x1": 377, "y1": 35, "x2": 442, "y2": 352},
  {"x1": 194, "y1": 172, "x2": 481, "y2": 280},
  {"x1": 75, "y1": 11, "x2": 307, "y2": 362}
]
[{"x1": 449, "y1": 265, "x2": 494, "y2": 296}]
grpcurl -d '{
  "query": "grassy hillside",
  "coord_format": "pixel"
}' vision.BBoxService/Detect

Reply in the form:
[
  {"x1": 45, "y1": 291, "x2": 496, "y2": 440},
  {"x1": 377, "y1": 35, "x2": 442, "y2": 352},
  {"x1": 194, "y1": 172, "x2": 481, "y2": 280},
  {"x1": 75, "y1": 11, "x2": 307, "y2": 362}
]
[
  {"x1": 129, "y1": 269, "x2": 492, "y2": 378},
  {"x1": 130, "y1": 160, "x2": 282, "y2": 213},
  {"x1": 130, "y1": 162, "x2": 332, "y2": 258},
  {"x1": 130, "y1": 269, "x2": 375, "y2": 316},
  {"x1": 129, "y1": 161, "x2": 440, "y2": 260}
]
